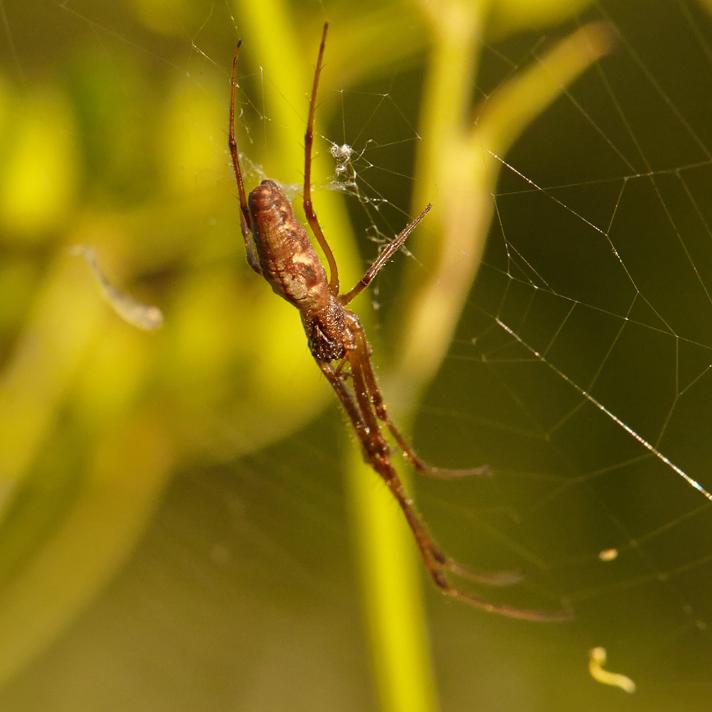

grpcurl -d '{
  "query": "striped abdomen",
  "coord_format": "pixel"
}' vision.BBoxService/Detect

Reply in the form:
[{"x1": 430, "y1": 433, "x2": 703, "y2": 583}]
[{"x1": 249, "y1": 179, "x2": 329, "y2": 311}]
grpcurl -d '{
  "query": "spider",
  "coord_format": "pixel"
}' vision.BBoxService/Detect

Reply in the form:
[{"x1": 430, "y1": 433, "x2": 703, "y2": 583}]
[{"x1": 228, "y1": 22, "x2": 571, "y2": 622}]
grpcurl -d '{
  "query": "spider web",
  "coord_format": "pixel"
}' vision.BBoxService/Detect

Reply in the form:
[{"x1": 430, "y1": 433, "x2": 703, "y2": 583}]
[
  {"x1": 298, "y1": 1, "x2": 712, "y2": 706},
  {"x1": 415, "y1": 3, "x2": 712, "y2": 706},
  {"x1": 2, "y1": 1, "x2": 712, "y2": 710}
]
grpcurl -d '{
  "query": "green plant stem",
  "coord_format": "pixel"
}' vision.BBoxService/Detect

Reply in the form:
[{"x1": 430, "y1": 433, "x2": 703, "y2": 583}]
[
  {"x1": 348, "y1": 4, "x2": 492, "y2": 712},
  {"x1": 394, "y1": 0, "x2": 489, "y2": 406},
  {"x1": 395, "y1": 19, "x2": 613, "y2": 400}
]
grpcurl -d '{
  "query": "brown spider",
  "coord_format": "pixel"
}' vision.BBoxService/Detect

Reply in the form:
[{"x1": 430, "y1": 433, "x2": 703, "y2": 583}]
[{"x1": 228, "y1": 23, "x2": 571, "y2": 622}]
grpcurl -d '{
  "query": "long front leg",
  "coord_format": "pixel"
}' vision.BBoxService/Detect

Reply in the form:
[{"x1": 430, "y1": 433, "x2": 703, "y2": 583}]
[{"x1": 303, "y1": 23, "x2": 340, "y2": 293}]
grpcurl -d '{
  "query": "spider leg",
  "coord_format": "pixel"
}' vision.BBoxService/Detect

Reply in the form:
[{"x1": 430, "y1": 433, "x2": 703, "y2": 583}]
[
  {"x1": 229, "y1": 41, "x2": 261, "y2": 275},
  {"x1": 303, "y1": 22, "x2": 340, "y2": 294},
  {"x1": 333, "y1": 358, "x2": 350, "y2": 380},
  {"x1": 441, "y1": 558, "x2": 522, "y2": 587},
  {"x1": 440, "y1": 585, "x2": 573, "y2": 622},
  {"x1": 342, "y1": 352, "x2": 571, "y2": 621},
  {"x1": 347, "y1": 354, "x2": 448, "y2": 569},
  {"x1": 355, "y1": 343, "x2": 533, "y2": 586},
  {"x1": 347, "y1": 341, "x2": 513, "y2": 584},
  {"x1": 318, "y1": 360, "x2": 369, "y2": 445},
  {"x1": 324, "y1": 356, "x2": 448, "y2": 574},
  {"x1": 340, "y1": 203, "x2": 432, "y2": 306},
  {"x1": 348, "y1": 316, "x2": 490, "y2": 480}
]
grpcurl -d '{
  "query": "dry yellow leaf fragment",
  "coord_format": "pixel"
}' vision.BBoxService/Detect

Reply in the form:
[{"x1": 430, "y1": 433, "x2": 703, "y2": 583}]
[
  {"x1": 588, "y1": 647, "x2": 636, "y2": 693},
  {"x1": 70, "y1": 245, "x2": 163, "y2": 331}
]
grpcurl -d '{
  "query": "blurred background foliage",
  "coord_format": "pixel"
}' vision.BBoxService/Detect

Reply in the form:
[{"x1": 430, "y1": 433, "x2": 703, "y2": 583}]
[{"x1": 1, "y1": 0, "x2": 712, "y2": 710}]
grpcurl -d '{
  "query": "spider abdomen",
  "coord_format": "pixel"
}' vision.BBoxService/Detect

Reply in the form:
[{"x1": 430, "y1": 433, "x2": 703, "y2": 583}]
[{"x1": 249, "y1": 180, "x2": 329, "y2": 310}]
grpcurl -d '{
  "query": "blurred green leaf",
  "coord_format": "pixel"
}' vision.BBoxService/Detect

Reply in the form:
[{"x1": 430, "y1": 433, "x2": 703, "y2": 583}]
[
  {"x1": 0, "y1": 88, "x2": 78, "y2": 239},
  {"x1": 128, "y1": 0, "x2": 197, "y2": 36},
  {"x1": 489, "y1": 0, "x2": 594, "y2": 39}
]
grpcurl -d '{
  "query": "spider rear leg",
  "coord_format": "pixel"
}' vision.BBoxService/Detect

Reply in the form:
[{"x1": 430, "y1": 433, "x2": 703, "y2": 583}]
[
  {"x1": 321, "y1": 359, "x2": 570, "y2": 620},
  {"x1": 441, "y1": 557, "x2": 522, "y2": 587},
  {"x1": 333, "y1": 358, "x2": 351, "y2": 380},
  {"x1": 388, "y1": 417, "x2": 492, "y2": 480},
  {"x1": 349, "y1": 357, "x2": 525, "y2": 589},
  {"x1": 351, "y1": 320, "x2": 491, "y2": 479},
  {"x1": 369, "y1": 442, "x2": 571, "y2": 622},
  {"x1": 438, "y1": 579, "x2": 573, "y2": 622}
]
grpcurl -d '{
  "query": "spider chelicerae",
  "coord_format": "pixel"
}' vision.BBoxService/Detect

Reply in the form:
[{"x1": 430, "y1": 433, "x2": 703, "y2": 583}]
[{"x1": 228, "y1": 22, "x2": 570, "y2": 622}]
